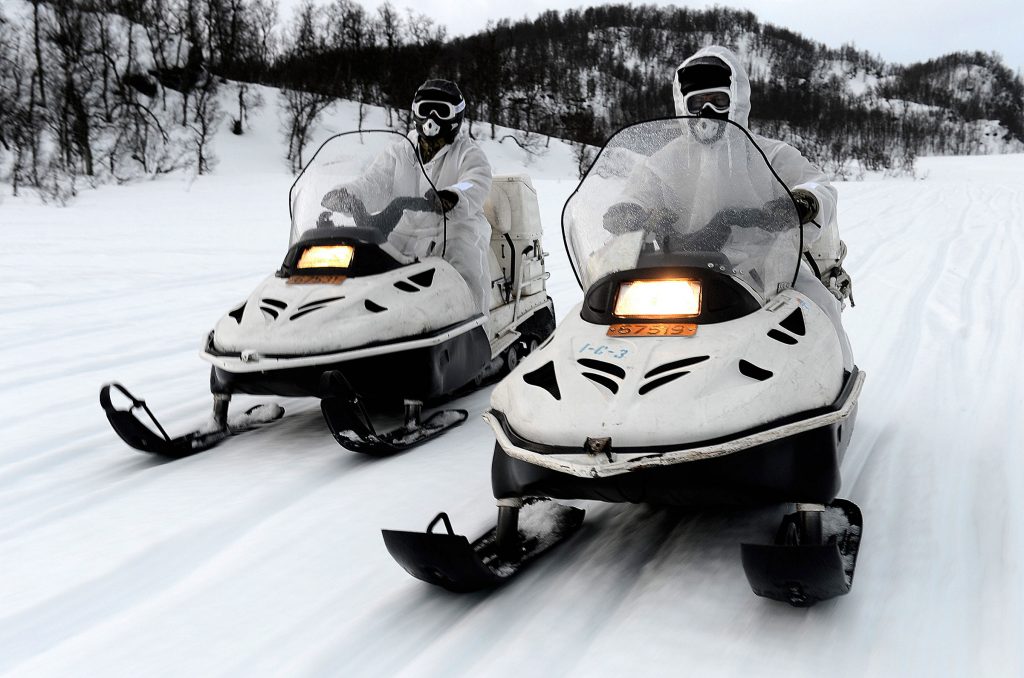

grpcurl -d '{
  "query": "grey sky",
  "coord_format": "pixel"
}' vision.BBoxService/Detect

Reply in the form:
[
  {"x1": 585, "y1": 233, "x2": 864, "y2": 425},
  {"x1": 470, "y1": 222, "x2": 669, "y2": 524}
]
[{"x1": 282, "y1": 0, "x2": 1024, "y2": 75}]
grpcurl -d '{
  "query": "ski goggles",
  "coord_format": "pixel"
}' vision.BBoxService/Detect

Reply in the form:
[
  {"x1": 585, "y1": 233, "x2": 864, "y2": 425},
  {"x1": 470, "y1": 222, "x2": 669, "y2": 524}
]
[
  {"x1": 682, "y1": 88, "x2": 731, "y2": 115},
  {"x1": 412, "y1": 99, "x2": 466, "y2": 120}
]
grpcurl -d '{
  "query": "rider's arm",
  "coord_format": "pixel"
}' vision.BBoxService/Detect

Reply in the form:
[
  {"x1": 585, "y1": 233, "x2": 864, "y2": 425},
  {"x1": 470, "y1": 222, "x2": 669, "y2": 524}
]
[
  {"x1": 437, "y1": 142, "x2": 492, "y2": 220},
  {"x1": 766, "y1": 142, "x2": 838, "y2": 245}
]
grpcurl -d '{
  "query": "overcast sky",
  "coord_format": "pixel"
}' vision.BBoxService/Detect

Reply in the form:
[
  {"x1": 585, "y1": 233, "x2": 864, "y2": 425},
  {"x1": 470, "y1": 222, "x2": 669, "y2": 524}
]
[{"x1": 283, "y1": 0, "x2": 1024, "y2": 75}]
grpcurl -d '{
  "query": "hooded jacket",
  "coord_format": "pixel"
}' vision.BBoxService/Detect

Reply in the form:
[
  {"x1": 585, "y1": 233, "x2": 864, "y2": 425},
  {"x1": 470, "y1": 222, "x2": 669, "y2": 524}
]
[
  {"x1": 674, "y1": 46, "x2": 841, "y2": 267},
  {"x1": 342, "y1": 128, "x2": 493, "y2": 315}
]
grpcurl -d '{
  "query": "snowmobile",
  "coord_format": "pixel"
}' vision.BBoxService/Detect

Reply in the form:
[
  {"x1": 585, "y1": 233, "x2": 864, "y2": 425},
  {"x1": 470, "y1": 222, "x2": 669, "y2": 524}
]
[
  {"x1": 100, "y1": 130, "x2": 556, "y2": 457},
  {"x1": 382, "y1": 118, "x2": 865, "y2": 606}
]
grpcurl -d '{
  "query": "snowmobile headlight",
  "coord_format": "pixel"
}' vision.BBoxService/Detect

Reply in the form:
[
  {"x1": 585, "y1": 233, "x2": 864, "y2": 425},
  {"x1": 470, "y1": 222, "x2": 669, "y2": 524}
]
[
  {"x1": 613, "y1": 279, "x2": 702, "y2": 318},
  {"x1": 297, "y1": 245, "x2": 354, "y2": 270}
]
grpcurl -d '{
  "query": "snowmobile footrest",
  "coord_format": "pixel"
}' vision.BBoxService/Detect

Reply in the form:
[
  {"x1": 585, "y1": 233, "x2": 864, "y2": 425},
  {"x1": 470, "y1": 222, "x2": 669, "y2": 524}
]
[
  {"x1": 741, "y1": 499, "x2": 862, "y2": 606},
  {"x1": 382, "y1": 500, "x2": 585, "y2": 592}
]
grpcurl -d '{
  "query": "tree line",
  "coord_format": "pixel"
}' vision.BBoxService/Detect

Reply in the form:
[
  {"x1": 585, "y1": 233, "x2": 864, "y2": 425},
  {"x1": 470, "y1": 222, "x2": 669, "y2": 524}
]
[{"x1": 3, "y1": 0, "x2": 1023, "y2": 201}]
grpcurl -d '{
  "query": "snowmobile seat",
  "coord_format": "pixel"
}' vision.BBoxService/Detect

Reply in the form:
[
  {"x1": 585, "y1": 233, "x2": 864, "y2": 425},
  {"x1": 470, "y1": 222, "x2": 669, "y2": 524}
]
[
  {"x1": 484, "y1": 182, "x2": 514, "y2": 235},
  {"x1": 484, "y1": 175, "x2": 545, "y2": 309},
  {"x1": 485, "y1": 177, "x2": 516, "y2": 308}
]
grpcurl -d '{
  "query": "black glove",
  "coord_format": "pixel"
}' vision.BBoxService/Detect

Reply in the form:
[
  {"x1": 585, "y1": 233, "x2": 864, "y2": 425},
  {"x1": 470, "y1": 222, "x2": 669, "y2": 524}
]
[
  {"x1": 602, "y1": 203, "x2": 676, "y2": 234},
  {"x1": 791, "y1": 188, "x2": 819, "y2": 225},
  {"x1": 424, "y1": 188, "x2": 459, "y2": 213},
  {"x1": 322, "y1": 187, "x2": 355, "y2": 214},
  {"x1": 603, "y1": 202, "x2": 646, "y2": 234}
]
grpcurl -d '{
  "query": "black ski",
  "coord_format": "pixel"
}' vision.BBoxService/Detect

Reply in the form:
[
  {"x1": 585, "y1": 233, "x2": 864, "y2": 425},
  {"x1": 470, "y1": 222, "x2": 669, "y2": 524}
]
[
  {"x1": 320, "y1": 370, "x2": 467, "y2": 455},
  {"x1": 99, "y1": 383, "x2": 284, "y2": 459},
  {"x1": 382, "y1": 499, "x2": 585, "y2": 592},
  {"x1": 740, "y1": 499, "x2": 863, "y2": 606}
]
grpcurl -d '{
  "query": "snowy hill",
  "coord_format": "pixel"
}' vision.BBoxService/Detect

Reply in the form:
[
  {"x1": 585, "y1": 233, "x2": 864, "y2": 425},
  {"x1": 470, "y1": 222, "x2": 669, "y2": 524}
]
[{"x1": 2, "y1": 89, "x2": 1024, "y2": 677}]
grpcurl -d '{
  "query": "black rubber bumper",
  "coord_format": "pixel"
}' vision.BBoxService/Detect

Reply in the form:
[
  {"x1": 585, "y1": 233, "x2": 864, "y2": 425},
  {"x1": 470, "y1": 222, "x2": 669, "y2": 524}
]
[{"x1": 491, "y1": 416, "x2": 852, "y2": 506}]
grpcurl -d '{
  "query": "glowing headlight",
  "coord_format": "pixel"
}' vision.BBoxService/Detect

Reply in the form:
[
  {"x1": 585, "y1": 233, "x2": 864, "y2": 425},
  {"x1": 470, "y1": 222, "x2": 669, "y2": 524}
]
[
  {"x1": 297, "y1": 245, "x2": 354, "y2": 269},
  {"x1": 613, "y1": 279, "x2": 702, "y2": 318}
]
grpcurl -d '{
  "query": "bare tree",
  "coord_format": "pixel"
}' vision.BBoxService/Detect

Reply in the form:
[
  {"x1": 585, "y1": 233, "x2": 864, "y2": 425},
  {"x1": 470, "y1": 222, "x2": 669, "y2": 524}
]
[
  {"x1": 280, "y1": 87, "x2": 333, "y2": 173},
  {"x1": 48, "y1": 1, "x2": 96, "y2": 178},
  {"x1": 375, "y1": 2, "x2": 403, "y2": 127},
  {"x1": 0, "y1": 16, "x2": 38, "y2": 195},
  {"x1": 278, "y1": 0, "x2": 333, "y2": 173},
  {"x1": 188, "y1": 71, "x2": 222, "y2": 174}
]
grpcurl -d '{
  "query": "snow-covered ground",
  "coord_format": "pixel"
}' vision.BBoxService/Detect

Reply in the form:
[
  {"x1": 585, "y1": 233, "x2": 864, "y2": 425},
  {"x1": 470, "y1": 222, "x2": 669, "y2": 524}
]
[{"x1": 2, "y1": 93, "x2": 1023, "y2": 677}]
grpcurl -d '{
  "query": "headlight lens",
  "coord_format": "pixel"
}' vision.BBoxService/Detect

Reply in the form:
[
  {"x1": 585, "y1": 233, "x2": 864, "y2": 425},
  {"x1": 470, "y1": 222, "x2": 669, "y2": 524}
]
[
  {"x1": 613, "y1": 279, "x2": 702, "y2": 318},
  {"x1": 297, "y1": 245, "x2": 354, "y2": 269}
]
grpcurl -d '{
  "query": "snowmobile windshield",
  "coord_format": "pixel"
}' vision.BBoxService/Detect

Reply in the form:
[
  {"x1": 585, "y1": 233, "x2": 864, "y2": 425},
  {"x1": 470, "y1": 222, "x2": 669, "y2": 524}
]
[
  {"x1": 562, "y1": 118, "x2": 802, "y2": 303},
  {"x1": 288, "y1": 130, "x2": 445, "y2": 250}
]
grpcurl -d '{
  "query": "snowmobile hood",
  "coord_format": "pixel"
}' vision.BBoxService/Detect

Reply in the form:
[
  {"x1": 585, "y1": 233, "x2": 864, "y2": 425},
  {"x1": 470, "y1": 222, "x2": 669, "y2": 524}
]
[
  {"x1": 490, "y1": 291, "x2": 846, "y2": 451},
  {"x1": 208, "y1": 258, "x2": 478, "y2": 359},
  {"x1": 674, "y1": 46, "x2": 751, "y2": 127}
]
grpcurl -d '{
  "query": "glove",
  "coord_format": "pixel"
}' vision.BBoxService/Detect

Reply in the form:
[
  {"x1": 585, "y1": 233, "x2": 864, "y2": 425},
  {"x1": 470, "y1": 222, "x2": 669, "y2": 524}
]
[
  {"x1": 645, "y1": 207, "x2": 678, "y2": 232},
  {"x1": 602, "y1": 203, "x2": 676, "y2": 234},
  {"x1": 791, "y1": 188, "x2": 819, "y2": 225},
  {"x1": 321, "y1": 187, "x2": 354, "y2": 214},
  {"x1": 424, "y1": 188, "x2": 459, "y2": 213},
  {"x1": 603, "y1": 202, "x2": 645, "y2": 233}
]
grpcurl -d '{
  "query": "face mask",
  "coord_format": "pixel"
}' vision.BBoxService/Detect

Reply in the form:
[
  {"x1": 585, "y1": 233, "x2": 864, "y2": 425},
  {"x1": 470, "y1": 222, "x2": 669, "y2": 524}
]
[
  {"x1": 688, "y1": 116, "x2": 728, "y2": 145},
  {"x1": 418, "y1": 117, "x2": 442, "y2": 137}
]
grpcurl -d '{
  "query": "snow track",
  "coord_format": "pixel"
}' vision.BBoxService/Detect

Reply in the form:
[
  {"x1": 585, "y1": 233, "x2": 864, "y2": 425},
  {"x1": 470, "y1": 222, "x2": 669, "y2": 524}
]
[{"x1": 3, "y1": 103, "x2": 1023, "y2": 675}]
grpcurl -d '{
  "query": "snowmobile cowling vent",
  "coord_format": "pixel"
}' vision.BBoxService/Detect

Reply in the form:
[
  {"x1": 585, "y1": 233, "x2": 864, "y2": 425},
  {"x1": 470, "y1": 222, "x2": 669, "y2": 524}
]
[
  {"x1": 289, "y1": 296, "x2": 346, "y2": 321},
  {"x1": 523, "y1": 361, "x2": 561, "y2": 400},
  {"x1": 767, "y1": 329, "x2": 798, "y2": 345},
  {"x1": 576, "y1": 359, "x2": 625, "y2": 379},
  {"x1": 639, "y1": 372, "x2": 688, "y2": 395},
  {"x1": 779, "y1": 308, "x2": 805, "y2": 336},
  {"x1": 738, "y1": 360, "x2": 773, "y2": 381},
  {"x1": 644, "y1": 356, "x2": 709, "y2": 379},
  {"x1": 581, "y1": 372, "x2": 619, "y2": 394},
  {"x1": 409, "y1": 269, "x2": 436, "y2": 288}
]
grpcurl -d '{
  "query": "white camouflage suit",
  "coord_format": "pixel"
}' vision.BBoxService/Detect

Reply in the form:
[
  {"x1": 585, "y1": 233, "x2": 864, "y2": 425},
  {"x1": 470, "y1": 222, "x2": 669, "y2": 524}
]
[
  {"x1": 343, "y1": 130, "x2": 493, "y2": 316},
  {"x1": 674, "y1": 46, "x2": 843, "y2": 275},
  {"x1": 674, "y1": 46, "x2": 852, "y2": 365}
]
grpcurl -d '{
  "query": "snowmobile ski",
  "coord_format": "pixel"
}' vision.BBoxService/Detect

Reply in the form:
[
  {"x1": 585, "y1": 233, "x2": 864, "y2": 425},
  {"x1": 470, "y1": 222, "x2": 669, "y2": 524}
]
[
  {"x1": 320, "y1": 370, "x2": 468, "y2": 455},
  {"x1": 740, "y1": 499, "x2": 862, "y2": 606},
  {"x1": 99, "y1": 383, "x2": 284, "y2": 459},
  {"x1": 382, "y1": 498, "x2": 585, "y2": 592}
]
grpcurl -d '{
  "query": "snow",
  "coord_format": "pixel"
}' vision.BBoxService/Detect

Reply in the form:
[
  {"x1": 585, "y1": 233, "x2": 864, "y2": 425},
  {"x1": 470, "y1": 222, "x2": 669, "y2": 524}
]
[{"x1": 3, "y1": 88, "x2": 1024, "y2": 677}]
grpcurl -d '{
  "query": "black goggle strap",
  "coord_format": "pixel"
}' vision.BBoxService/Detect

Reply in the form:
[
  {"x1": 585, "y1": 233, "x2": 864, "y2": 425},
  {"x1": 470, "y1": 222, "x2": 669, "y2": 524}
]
[{"x1": 412, "y1": 99, "x2": 466, "y2": 120}]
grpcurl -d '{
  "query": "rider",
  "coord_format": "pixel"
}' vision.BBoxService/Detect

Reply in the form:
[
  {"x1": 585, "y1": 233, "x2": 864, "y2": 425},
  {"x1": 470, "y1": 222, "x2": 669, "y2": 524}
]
[
  {"x1": 674, "y1": 45, "x2": 852, "y2": 306},
  {"x1": 323, "y1": 79, "x2": 493, "y2": 316}
]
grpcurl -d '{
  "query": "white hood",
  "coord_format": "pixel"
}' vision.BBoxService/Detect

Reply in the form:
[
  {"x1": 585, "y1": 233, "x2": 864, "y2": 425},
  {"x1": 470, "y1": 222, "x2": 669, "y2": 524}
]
[{"x1": 673, "y1": 45, "x2": 751, "y2": 127}]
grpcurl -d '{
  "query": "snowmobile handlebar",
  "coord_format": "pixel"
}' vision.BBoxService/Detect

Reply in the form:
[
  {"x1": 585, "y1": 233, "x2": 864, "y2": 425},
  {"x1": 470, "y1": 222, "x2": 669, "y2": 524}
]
[
  {"x1": 603, "y1": 201, "x2": 794, "y2": 239},
  {"x1": 350, "y1": 195, "x2": 438, "y2": 236},
  {"x1": 320, "y1": 193, "x2": 438, "y2": 237}
]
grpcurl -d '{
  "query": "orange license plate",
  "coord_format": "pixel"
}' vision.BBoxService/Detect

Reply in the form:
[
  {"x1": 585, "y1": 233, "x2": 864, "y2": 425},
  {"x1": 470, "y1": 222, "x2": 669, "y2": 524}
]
[
  {"x1": 287, "y1": 275, "x2": 346, "y2": 285},
  {"x1": 607, "y1": 323, "x2": 697, "y2": 337}
]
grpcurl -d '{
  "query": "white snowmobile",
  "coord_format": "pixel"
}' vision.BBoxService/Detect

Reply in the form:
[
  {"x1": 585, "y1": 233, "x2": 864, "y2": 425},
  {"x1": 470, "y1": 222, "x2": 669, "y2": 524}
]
[
  {"x1": 100, "y1": 130, "x2": 555, "y2": 457},
  {"x1": 383, "y1": 118, "x2": 865, "y2": 606}
]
